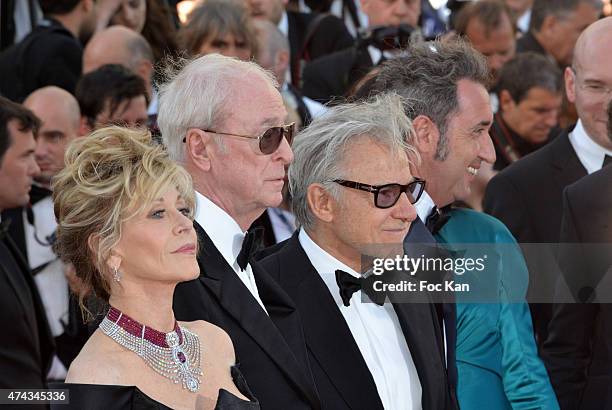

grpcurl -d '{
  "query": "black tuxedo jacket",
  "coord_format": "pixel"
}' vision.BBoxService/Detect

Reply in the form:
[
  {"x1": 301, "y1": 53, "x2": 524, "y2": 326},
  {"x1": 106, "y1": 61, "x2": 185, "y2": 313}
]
[
  {"x1": 484, "y1": 129, "x2": 586, "y2": 343},
  {"x1": 260, "y1": 233, "x2": 455, "y2": 410},
  {"x1": 404, "y1": 219, "x2": 458, "y2": 399},
  {"x1": 0, "y1": 224, "x2": 54, "y2": 394},
  {"x1": 173, "y1": 223, "x2": 320, "y2": 410},
  {"x1": 543, "y1": 165, "x2": 612, "y2": 410},
  {"x1": 286, "y1": 11, "x2": 354, "y2": 87}
]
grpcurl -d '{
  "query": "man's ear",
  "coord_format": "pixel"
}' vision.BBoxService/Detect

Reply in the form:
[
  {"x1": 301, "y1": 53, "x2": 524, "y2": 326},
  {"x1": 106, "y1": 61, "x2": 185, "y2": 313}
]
[
  {"x1": 79, "y1": 116, "x2": 92, "y2": 136},
  {"x1": 564, "y1": 66, "x2": 576, "y2": 103},
  {"x1": 539, "y1": 14, "x2": 558, "y2": 39},
  {"x1": 411, "y1": 115, "x2": 440, "y2": 156},
  {"x1": 135, "y1": 60, "x2": 154, "y2": 97},
  {"x1": 498, "y1": 89, "x2": 516, "y2": 113},
  {"x1": 184, "y1": 129, "x2": 213, "y2": 172},
  {"x1": 306, "y1": 183, "x2": 336, "y2": 224},
  {"x1": 276, "y1": 50, "x2": 290, "y2": 77}
]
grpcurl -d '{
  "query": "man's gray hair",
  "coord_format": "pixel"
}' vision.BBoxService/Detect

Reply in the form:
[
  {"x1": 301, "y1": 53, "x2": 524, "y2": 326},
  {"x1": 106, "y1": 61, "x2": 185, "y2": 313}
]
[
  {"x1": 157, "y1": 54, "x2": 278, "y2": 162},
  {"x1": 289, "y1": 92, "x2": 417, "y2": 232},
  {"x1": 356, "y1": 39, "x2": 489, "y2": 160},
  {"x1": 254, "y1": 19, "x2": 289, "y2": 63},
  {"x1": 126, "y1": 34, "x2": 154, "y2": 70},
  {"x1": 530, "y1": 0, "x2": 602, "y2": 32}
]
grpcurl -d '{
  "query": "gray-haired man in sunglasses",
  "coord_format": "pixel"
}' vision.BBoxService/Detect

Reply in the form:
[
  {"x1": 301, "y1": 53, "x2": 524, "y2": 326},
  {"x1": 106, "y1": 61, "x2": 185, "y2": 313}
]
[
  {"x1": 158, "y1": 54, "x2": 320, "y2": 410},
  {"x1": 259, "y1": 92, "x2": 455, "y2": 410}
]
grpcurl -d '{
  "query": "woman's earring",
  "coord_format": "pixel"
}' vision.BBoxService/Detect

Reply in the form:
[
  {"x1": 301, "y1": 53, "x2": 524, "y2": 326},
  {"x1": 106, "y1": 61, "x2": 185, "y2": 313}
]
[{"x1": 113, "y1": 266, "x2": 121, "y2": 282}]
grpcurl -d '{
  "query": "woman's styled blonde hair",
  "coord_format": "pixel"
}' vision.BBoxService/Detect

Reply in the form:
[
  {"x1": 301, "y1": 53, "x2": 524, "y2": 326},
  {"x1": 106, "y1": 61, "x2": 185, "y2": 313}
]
[{"x1": 52, "y1": 126, "x2": 195, "y2": 315}]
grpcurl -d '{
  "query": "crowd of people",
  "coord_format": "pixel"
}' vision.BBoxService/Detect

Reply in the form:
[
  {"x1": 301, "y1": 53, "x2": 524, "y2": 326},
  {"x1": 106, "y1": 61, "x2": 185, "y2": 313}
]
[{"x1": 0, "y1": 0, "x2": 611, "y2": 409}]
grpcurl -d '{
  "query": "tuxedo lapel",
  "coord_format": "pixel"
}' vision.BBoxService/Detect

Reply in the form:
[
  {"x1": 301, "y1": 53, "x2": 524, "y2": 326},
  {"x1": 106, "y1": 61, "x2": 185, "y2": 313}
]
[
  {"x1": 276, "y1": 235, "x2": 384, "y2": 410},
  {"x1": 550, "y1": 131, "x2": 587, "y2": 191},
  {"x1": 194, "y1": 223, "x2": 319, "y2": 407},
  {"x1": 404, "y1": 218, "x2": 458, "y2": 394},
  {"x1": 392, "y1": 301, "x2": 448, "y2": 409}
]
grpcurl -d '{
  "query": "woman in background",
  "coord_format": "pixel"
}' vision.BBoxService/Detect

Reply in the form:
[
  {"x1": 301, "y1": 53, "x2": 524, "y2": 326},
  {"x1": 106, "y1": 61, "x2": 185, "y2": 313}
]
[{"x1": 177, "y1": 0, "x2": 258, "y2": 61}]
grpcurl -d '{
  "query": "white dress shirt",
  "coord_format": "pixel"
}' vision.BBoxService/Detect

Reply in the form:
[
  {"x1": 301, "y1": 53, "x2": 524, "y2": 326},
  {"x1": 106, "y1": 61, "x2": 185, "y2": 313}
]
[
  {"x1": 267, "y1": 208, "x2": 296, "y2": 243},
  {"x1": 195, "y1": 192, "x2": 268, "y2": 314},
  {"x1": 569, "y1": 119, "x2": 612, "y2": 175},
  {"x1": 414, "y1": 190, "x2": 436, "y2": 223},
  {"x1": 299, "y1": 229, "x2": 422, "y2": 410},
  {"x1": 23, "y1": 196, "x2": 69, "y2": 380}
]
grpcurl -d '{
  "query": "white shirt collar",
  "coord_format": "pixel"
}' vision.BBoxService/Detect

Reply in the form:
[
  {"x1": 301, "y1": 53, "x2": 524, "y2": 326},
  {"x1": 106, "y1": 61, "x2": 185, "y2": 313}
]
[
  {"x1": 194, "y1": 191, "x2": 245, "y2": 268},
  {"x1": 517, "y1": 9, "x2": 531, "y2": 33},
  {"x1": 299, "y1": 229, "x2": 361, "y2": 304},
  {"x1": 568, "y1": 119, "x2": 612, "y2": 175},
  {"x1": 278, "y1": 12, "x2": 289, "y2": 37},
  {"x1": 414, "y1": 190, "x2": 436, "y2": 223},
  {"x1": 147, "y1": 90, "x2": 158, "y2": 116}
]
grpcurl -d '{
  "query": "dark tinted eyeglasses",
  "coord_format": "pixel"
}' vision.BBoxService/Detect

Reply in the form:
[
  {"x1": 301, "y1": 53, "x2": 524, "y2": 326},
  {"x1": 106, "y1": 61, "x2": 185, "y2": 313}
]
[
  {"x1": 334, "y1": 179, "x2": 426, "y2": 209},
  {"x1": 183, "y1": 123, "x2": 295, "y2": 155}
]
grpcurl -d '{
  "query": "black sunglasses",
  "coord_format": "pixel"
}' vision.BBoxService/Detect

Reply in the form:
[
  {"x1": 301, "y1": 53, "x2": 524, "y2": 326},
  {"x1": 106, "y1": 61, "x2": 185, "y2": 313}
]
[
  {"x1": 334, "y1": 179, "x2": 426, "y2": 209},
  {"x1": 183, "y1": 123, "x2": 295, "y2": 155}
]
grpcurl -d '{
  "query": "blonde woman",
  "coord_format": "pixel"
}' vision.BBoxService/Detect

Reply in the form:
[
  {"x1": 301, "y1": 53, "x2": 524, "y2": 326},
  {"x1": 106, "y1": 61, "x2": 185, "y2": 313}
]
[{"x1": 51, "y1": 127, "x2": 259, "y2": 409}]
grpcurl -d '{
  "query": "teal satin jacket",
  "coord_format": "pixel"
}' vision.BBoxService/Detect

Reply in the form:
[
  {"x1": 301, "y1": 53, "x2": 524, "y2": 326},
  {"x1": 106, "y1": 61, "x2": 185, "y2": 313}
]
[{"x1": 435, "y1": 208, "x2": 559, "y2": 410}]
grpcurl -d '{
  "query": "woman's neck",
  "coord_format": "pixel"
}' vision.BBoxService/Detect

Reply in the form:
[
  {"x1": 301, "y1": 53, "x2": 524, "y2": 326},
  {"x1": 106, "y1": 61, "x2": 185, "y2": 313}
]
[{"x1": 108, "y1": 283, "x2": 176, "y2": 333}]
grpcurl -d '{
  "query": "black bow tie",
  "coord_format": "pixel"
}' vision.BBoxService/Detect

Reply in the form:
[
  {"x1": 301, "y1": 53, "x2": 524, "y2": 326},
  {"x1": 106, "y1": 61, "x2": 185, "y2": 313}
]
[
  {"x1": 425, "y1": 206, "x2": 450, "y2": 235},
  {"x1": 237, "y1": 227, "x2": 263, "y2": 271},
  {"x1": 29, "y1": 184, "x2": 52, "y2": 205},
  {"x1": 335, "y1": 269, "x2": 385, "y2": 307},
  {"x1": 604, "y1": 155, "x2": 612, "y2": 168}
]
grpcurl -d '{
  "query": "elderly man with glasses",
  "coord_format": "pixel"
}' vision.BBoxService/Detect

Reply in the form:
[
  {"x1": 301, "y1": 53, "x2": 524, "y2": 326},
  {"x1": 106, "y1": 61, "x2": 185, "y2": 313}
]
[
  {"x1": 259, "y1": 92, "x2": 455, "y2": 410},
  {"x1": 160, "y1": 54, "x2": 320, "y2": 410}
]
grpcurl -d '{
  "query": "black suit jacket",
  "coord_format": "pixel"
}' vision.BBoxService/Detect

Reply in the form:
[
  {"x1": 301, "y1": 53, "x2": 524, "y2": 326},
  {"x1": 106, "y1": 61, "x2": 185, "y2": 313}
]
[
  {"x1": 0, "y1": 18, "x2": 82, "y2": 102},
  {"x1": 0, "y1": 223, "x2": 54, "y2": 396},
  {"x1": 260, "y1": 233, "x2": 455, "y2": 410},
  {"x1": 484, "y1": 129, "x2": 586, "y2": 343},
  {"x1": 516, "y1": 31, "x2": 548, "y2": 58},
  {"x1": 286, "y1": 11, "x2": 354, "y2": 87},
  {"x1": 173, "y1": 223, "x2": 320, "y2": 410},
  {"x1": 2, "y1": 204, "x2": 89, "y2": 369},
  {"x1": 543, "y1": 165, "x2": 612, "y2": 410}
]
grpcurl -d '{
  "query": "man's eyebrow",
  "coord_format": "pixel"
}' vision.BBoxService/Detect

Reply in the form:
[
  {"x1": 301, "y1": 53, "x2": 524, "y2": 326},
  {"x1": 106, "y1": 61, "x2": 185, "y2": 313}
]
[{"x1": 471, "y1": 120, "x2": 492, "y2": 132}]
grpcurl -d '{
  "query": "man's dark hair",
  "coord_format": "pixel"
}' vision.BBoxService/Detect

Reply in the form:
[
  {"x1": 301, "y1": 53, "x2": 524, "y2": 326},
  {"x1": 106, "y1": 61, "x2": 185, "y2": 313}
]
[
  {"x1": 75, "y1": 64, "x2": 149, "y2": 129},
  {"x1": 455, "y1": 0, "x2": 515, "y2": 38},
  {"x1": 0, "y1": 96, "x2": 40, "y2": 166},
  {"x1": 351, "y1": 39, "x2": 490, "y2": 160},
  {"x1": 530, "y1": 0, "x2": 601, "y2": 32},
  {"x1": 39, "y1": 0, "x2": 82, "y2": 15},
  {"x1": 497, "y1": 52, "x2": 562, "y2": 105}
]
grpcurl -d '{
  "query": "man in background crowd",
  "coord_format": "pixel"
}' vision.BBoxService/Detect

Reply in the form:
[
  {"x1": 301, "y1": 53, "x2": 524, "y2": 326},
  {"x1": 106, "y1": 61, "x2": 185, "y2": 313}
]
[
  {"x1": 491, "y1": 52, "x2": 562, "y2": 170},
  {"x1": 517, "y1": 0, "x2": 600, "y2": 68},
  {"x1": 0, "y1": 0, "x2": 98, "y2": 102},
  {"x1": 0, "y1": 96, "x2": 53, "y2": 403},
  {"x1": 75, "y1": 64, "x2": 149, "y2": 133}
]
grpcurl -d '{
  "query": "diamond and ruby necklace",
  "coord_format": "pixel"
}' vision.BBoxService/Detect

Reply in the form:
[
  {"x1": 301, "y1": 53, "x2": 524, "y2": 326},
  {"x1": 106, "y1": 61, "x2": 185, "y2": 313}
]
[{"x1": 99, "y1": 306, "x2": 202, "y2": 392}]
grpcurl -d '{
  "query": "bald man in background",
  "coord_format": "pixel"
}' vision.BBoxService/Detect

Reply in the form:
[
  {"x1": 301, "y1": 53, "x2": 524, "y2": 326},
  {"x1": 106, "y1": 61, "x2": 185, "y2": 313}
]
[
  {"x1": 83, "y1": 26, "x2": 156, "y2": 115},
  {"x1": 2, "y1": 87, "x2": 86, "y2": 379},
  {"x1": 485, "y1": 16, "x2": 612, "y2": 349}
]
